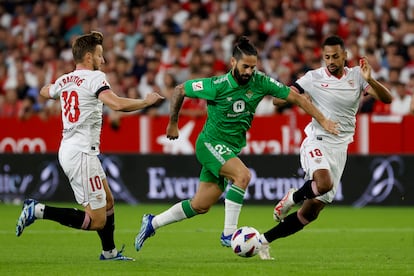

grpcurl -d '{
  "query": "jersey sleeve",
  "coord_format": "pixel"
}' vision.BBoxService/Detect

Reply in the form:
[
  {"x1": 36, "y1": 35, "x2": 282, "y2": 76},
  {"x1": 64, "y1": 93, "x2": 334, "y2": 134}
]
[
  {"x1": 295, "y1": 71, "x2": 313, "y2": 94},
  {"x1": 90, "y1": 71, "x2": 111, "y2": 98},
  {"x1": 183, "y1": 78, "x2": 217, "y2": 100},
  {"x1": 261, "y1": 74, "x2": 290, "y2": 99},
  {"x1": 47, "y1": 83, "x2": 59, "y2": 99}
]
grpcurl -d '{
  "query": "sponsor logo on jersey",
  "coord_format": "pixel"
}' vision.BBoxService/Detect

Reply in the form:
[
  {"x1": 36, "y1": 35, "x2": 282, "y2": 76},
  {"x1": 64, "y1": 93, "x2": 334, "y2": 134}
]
[
  {"x1": 348, "y1": 80, "x2": 354, "y2": 87},
  {"x1": 192, "y1": 81, "x2": 204, "y2": 91},
  {"x1": 233, "y1": 100, "x2": 245, "y2": 113},
  {"x1": 269, "y1": 77, "x2": 283, "y2": 87},
  {"x1": 321, "y1": 83, "x2": 329, "y2": 87},
  {"x1": 213, "y1": 75, "x2": 228, "y2": 85}
]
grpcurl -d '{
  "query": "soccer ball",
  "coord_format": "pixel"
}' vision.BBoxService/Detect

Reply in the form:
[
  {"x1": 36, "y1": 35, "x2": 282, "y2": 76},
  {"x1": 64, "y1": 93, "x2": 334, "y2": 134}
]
[{"x1": 231, "y1": 226, "x2": 262, "y2": 257}]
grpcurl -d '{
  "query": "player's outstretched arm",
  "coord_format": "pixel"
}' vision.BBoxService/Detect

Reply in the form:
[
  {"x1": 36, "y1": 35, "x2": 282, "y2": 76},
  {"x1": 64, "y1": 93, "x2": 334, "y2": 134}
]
[
  {"x1": 286, "y1": 89, "x2": 339, "y2": 135},
  {"x1": 99, "y1": 90, "x2": 164, "y2": 112},
  {"x1": 359, "y1": 57, "x2": 392, "y2": 104},
  {"x1": 40, "y1": 84, "x2": 53, "y2": 99},
  {"x1": 166, "y1": 83, "x2": 186, "y2": 140},
  {"x1": 272, "y1": 97, "x2": 288, "y2": 107}
]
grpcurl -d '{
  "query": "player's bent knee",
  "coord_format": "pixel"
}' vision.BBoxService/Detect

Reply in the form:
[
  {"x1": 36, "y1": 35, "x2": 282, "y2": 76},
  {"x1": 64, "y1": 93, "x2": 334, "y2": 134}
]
[
  {"x1": 300, "y1": 207, "x2": 322, "y2": 223},
  {"x1": 314, "y1": 169, "x2": 333, "y2": 194},
  {"x1": 318, "y1": 181, "x2": 333, "y2": 194},
  {"x1": 192, "y1": 205, "x2": 210, "y2": 214},
  {"x1": 106, "y1": 201, "x2": 114, "y2": 211},
  {"x1": 90, "y1": 218, "x2": 106, "y2": 230},
  {"x1": 234, "y1": 170, "x2": 251, "y2": 189},
  {"x1": 87, "y1": 210, "x2": 107, "y2": 230}
]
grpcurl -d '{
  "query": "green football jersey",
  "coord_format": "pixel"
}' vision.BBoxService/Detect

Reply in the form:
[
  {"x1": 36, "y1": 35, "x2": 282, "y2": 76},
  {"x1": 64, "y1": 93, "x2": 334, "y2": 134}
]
[{"x1": 184, "y1": 70, "x2": 290, "y2": 153}]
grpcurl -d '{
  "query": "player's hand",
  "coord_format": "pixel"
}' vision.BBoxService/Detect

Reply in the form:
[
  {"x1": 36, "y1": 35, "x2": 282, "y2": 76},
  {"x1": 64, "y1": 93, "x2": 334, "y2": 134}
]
[
  {"x1": 359, "y1": 57, "x2": 371, "y2": 81},
  {"x1": 144, "y1": 92, "x2": 165, "y2": 106},
  {"x1": 321, "y1": 119, "x2": 340, "y2": 135},
  {"x1": 166, "y1": 122, "x2": 179, "y2": 140}
]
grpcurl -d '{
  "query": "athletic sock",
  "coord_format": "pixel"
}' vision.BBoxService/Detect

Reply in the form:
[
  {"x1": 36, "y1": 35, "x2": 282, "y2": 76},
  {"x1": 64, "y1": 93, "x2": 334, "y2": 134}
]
[
  {"x1": 97, "y1": 212, "x2": 116, "y2": 251},
  {"x1": 152, "y1": 199, "x2": 197, "y2": 229},
  {"x1": 101, "y1": 249, "x2": 118, "y2": 259},
  {"x1": 293, "y1": 180, "x2": 319, "y2": 203},
  {"x1": 34, "y1": 203, "x2": 45, "y2": 218},
  {"x1": 260, "y1": 233, "x2": 269, "y2": 244},
  {"x1": 43, "y1": 206, "x2": 91, "y2": 229},
  {"x1": 223, "y1": 184, "x2": 245, "y2": 236},
  {"x1": 263, "y1": 212, "x2": 304, "y2": 243}
]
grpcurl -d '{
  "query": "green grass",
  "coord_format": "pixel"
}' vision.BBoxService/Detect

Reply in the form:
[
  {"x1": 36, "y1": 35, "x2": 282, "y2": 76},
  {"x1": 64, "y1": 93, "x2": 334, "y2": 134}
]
[{"x1": 1, "y1": 203, "x2": 413, "y2": 275}]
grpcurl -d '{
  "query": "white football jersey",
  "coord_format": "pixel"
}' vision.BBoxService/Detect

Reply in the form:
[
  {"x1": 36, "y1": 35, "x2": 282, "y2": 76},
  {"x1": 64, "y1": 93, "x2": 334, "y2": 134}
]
[
  {"x1": 295, "y1": 66, "x2": 369, "y2": 145},
  {"x1": 49, "y1": 69, "x2": 110, "y2": 154}
]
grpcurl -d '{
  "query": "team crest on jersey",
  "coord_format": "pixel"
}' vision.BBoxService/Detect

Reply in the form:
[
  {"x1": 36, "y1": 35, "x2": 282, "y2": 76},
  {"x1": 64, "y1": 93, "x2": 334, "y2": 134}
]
[
  {"x1": 192, "y1": 81, "x2": 204, "y2": 91},
  {"x1": 348, "y1": 80, "x2": 354, "y2": 87},
  {"x1": 246, "y1": 90, "x2": 253, "y2": 98}
]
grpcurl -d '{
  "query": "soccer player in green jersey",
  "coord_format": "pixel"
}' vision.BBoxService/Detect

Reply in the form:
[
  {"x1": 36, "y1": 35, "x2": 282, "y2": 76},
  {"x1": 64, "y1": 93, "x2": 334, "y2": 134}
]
[{"x1": 134, "y1": 36, "x2": 339, "y2": 252}]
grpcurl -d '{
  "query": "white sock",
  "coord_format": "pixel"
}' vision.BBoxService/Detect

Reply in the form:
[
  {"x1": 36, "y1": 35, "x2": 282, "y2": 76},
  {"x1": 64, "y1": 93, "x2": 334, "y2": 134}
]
[
  {"x1": 102, "y1": 248, "x2": 117, "y2": 258},
  {"x1": 34, "y1": 203, "x2": 45, "y2": 219},
  {"x1": 260, "y1": 234, "x2": 269, "y2": 244},
  {"x1": 223, "y1": 199, "x2": 242, "y2": 236},
  {"x1": 152, "y1": 202, "x2": 187, "y2": 229}
]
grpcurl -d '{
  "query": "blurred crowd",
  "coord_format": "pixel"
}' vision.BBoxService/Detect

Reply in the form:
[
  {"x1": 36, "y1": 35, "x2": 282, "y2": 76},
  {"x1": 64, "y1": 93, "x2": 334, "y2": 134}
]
[{"x1": 1, "y1": 0, "x2": 414, "y2": 122}]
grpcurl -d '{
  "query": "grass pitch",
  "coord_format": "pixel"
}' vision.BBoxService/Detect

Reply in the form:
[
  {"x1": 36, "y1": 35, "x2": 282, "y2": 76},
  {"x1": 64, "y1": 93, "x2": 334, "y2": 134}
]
[{"x1": 1, "y1": 202, "x2": 413, "y2": 275}]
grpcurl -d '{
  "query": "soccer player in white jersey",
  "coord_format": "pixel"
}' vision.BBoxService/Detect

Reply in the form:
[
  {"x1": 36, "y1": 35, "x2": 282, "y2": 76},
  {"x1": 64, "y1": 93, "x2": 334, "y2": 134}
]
[
  {"x1": 15, "y1": 31, "x2": 163, "y2": 261},
  {"x1": 258, "y1": 35, "x2": 393, "y2": 260}
]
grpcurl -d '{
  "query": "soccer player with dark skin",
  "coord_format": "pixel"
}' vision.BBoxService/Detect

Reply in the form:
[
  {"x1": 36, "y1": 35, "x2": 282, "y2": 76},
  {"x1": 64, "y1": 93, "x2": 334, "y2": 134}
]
[{"x1": 258, "y1": 35, "x2": 392, "y2": 260}]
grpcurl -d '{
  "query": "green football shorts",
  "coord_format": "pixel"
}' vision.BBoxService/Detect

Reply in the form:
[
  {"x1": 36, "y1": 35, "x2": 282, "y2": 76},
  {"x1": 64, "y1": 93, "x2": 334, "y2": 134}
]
[{"x1": 195, "y1": 133, "x2": 238, "y2": 191}]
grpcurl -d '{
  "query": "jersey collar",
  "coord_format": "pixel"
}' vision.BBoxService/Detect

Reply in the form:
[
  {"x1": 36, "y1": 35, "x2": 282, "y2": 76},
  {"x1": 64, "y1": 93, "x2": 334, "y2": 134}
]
[{"x1": 227, "y1": 71, "x2": 239, "y2": 88}]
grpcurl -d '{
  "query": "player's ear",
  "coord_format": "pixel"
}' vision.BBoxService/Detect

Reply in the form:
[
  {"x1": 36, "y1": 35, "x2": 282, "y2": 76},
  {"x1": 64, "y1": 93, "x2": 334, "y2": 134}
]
[
  {"x1": 230, "y1": 57, "x2": 236, "y2": 69},
  {"x1": 84, "y1": 52, "x2": 93, "y2": 63}
]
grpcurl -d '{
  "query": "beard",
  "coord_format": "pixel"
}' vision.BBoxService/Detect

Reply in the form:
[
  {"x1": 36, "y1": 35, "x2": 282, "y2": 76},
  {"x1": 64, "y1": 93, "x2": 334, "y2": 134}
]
[
  {"x1": 327, "y1": 64, "x2": 341, "y2": 76},
  {"x1": 233, "y1": 67, "x2": 252, "y2": 85}
]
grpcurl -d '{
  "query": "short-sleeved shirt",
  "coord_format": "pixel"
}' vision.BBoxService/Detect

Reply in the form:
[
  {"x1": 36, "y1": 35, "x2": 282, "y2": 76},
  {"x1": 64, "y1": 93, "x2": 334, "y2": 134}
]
[
  {"x1": 184, "y1": 70, "x2": 290, "y2": 153},
  {"x1": 48, "y1": 69, "x2": 110, "y2": 154},
  {"x1": 294, "y1": 67, "x2": 369, "y2": 145}
]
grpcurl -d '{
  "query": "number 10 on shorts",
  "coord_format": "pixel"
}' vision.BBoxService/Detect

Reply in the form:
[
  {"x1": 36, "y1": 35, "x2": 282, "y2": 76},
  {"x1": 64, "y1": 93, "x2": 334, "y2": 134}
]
[{"x1": 89, "y1": 176, "x2": 103, "y2": 192}]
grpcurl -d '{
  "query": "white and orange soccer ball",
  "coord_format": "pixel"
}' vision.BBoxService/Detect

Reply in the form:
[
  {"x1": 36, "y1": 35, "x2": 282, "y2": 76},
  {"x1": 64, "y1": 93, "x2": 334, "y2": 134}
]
[{"x1": 230, "y1": 226, "x2": 262, "y2": 257}]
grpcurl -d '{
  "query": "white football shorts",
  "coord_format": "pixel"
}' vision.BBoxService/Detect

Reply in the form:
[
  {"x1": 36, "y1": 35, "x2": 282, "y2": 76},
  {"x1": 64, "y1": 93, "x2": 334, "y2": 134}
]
[
  {"x1": 58, "y1": 146, "x2": 107, "y2": 210},
  {"x1": 299, "y1": 136, "x2": 347, "y2": 203}
]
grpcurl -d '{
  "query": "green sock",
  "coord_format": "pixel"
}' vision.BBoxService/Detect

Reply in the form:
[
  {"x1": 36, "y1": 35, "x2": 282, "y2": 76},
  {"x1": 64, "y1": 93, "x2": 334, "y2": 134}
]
[
  {"x1": 181, "y1": 199, "x2": 198, "y2": 218},
  {"x1": 152, "y1": 200, "x2": 197, "y2": 229},
  {"x1": 225, "y1": 184, "x2": 245, "y2": 204}
]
